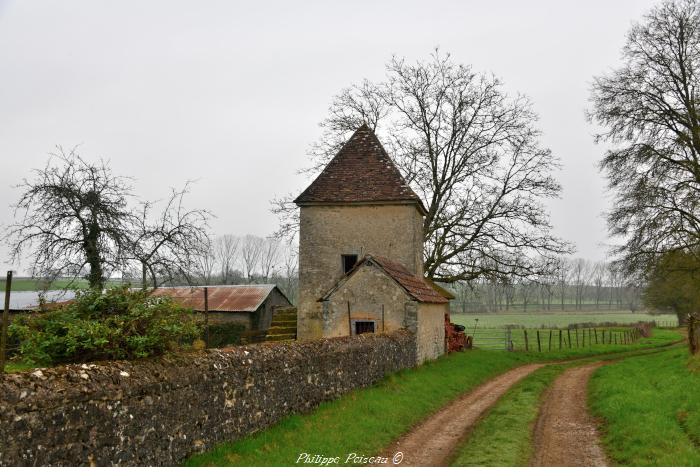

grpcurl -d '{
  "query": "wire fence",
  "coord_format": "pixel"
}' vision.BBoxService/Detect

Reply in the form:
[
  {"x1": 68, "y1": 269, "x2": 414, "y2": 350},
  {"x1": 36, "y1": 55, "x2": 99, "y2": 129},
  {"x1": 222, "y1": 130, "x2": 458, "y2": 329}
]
[{"x1": 471, "y1": 324, "x2": 654, "y2": 352}]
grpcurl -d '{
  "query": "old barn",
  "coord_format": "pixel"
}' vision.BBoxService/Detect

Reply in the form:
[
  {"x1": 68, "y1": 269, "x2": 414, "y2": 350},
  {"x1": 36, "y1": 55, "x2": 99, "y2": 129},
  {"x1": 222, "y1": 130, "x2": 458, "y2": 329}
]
[{"x1": 150, "y1": 284, "x2": 291, "y2": 331}]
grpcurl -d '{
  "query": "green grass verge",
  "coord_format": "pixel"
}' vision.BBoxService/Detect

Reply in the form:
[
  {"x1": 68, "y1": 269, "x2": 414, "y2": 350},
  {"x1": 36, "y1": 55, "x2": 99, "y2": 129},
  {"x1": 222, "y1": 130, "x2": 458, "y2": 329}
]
[
  {"x1": 589, "y1": 346, "x2": 700, "y2": 466},
  {"x1": 451, "y1": 364, "x2": 566, "y2": 467},
  {"x1": 184, "y1": 329, "x2": 681, "y2": 466}
]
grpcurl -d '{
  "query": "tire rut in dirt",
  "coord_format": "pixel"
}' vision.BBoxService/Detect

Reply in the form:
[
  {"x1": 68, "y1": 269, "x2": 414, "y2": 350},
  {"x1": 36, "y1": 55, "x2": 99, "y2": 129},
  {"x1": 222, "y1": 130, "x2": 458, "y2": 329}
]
[
  {"x1": 531, "y1": 362, "x2": 609, "y2": 467},
  {"x1": 381, "y1": 363, "x2": 544, "y2": 467}
]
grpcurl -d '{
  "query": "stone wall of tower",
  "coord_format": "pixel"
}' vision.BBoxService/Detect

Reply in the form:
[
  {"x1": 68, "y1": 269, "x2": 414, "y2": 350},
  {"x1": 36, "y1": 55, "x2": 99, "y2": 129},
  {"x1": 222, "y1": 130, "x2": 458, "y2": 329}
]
[{"x1": 297, "y1": 203, "x2": 424, "y2": 340}]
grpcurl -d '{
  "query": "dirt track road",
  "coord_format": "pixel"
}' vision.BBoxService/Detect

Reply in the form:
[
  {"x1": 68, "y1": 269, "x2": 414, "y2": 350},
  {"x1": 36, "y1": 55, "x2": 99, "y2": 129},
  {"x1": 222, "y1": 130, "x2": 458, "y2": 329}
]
[
  {"x1": 381, "y1": 364, "x2": 544, "y2": 467},
  {"x1": 531, "y1": 362, "x2": 609, "y2": 467}
]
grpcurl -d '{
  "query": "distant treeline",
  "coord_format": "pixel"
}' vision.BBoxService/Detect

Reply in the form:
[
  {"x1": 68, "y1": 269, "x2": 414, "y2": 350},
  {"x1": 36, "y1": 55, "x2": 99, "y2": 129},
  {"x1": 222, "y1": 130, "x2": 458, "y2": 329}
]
[{"x1": 448, "y1": 258, "x2": 642, "y2": 313}]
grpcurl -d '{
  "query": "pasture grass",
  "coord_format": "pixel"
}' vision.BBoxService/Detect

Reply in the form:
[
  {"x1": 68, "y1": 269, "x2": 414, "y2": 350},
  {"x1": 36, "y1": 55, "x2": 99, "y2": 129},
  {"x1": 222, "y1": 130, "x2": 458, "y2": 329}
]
[
  {"x1": 590, "y1": 346, "x2": 700, "y2": 466},
  {"x1": 469, "y1": 327, "x2": 678, "y2": 353},
  {"x1": 184, "y1": 329, "x2": 681, "y2": 466},
  {"x1": 451, "y1": 311, "x2": 677, "y2": 329}
]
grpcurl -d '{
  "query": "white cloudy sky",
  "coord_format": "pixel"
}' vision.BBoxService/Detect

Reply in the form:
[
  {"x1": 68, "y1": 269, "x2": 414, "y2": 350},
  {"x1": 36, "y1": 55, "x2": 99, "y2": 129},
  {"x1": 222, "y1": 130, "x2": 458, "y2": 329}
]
[{"x1": 0, "y1": 0, "x2": 659, "y2": 272}]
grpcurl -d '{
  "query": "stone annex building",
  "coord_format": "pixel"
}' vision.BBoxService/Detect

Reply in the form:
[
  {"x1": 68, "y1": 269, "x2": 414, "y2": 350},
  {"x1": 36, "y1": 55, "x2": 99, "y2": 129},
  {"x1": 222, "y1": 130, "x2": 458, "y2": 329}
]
[{"x1": 294, "y1": 124, "x2": 452, "y2": 363}]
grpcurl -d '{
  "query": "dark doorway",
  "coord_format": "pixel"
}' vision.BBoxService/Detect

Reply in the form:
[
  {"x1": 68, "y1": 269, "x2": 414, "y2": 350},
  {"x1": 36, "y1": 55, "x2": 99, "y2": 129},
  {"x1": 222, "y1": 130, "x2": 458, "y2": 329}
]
[
  {"x1": 342, "y1": 254, "x2": 358, "y2": 274},
  {"x1": 354, "y1": 320, "x2": 375, "y2": 335}
]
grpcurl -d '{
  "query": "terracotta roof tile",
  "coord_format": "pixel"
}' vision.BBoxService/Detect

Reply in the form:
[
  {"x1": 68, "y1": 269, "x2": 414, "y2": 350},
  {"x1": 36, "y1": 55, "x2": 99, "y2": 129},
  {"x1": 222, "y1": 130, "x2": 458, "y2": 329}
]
[
  {"x1": 369, "y1": 256, "x2": 449, "y2": 304},
  {"x1": 294, "y1": 124, "x2": 425, "y2": 213},
  {"x1": 321, "y1": 255, "x2": 448, "y2": 304}
]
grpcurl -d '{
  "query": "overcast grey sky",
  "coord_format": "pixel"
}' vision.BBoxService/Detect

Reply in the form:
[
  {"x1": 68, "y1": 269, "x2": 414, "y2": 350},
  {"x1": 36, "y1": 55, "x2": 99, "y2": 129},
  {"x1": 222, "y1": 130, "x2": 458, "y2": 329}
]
[{"x1": 0, "y1": 0, "x2": 659, "y2": 272}]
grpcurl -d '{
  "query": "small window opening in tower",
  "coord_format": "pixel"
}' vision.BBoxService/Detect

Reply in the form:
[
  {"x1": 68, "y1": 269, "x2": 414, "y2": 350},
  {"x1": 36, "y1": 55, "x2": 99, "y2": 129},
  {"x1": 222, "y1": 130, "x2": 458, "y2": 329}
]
[{"x1": 341, "y1": 254, "x2": 358, "y2": 274}]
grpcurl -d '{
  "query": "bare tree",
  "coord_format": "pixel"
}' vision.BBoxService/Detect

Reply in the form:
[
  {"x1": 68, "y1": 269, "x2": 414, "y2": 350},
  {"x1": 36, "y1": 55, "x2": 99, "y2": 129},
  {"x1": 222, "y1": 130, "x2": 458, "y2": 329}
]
[
  {"x1": 214, "y1": 234, "x2": 240, "y2": 285},
  {"x1": 131, "y1": 183, "x2": 212, "y2": 288},
  {"x1": 570, "y1": 258, "x2": 592, "y2": 310},
  {"x1": 5, "y1": 148, "x2": 134, "y2": 289},
  {"x1": 554, "y1": 257, "x2": 571, "y2": 310},
  {"x1": 279, "y1": 243, "x2": 299, "y2": 304},
  {"x1": 518, "y1": 278, "x2": 536, "y2": 312},
  {"x1": 259, "y1": 238, "x2": 281, "y2": 282},
  {"x1": 274, "y1": 50, "x2": 571, "y2": 283},
  {"x1": 190, "y1": 240, "x2": 216, "y2": 285},
  {"x1": 240, "y1": 235, "x2": 263, "y2": 283},
  {"x1": 590, "y1": 0, "x2": 700, "y2": 274},
  {"x1": 607, "y1": 262, "x2": 623, "y2": 309},
  {"x1": 591, "y1": 262, "x2": 607, "y2": 309}
]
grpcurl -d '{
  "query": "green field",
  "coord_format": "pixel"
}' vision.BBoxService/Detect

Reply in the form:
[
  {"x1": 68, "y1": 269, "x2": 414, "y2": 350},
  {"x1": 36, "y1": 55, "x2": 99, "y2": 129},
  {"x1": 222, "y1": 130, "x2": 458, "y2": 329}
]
[
  {"x1": 589, "y1": 346, "x2": 700, "y2": 466},
  {"x1": 451, "y1": 311, "x2": 677, "y2": 329},
  {"x1": 184, "y1": 329, "x2": 681, "y2": 466},
  {"x1": 0, "y1": 277, "x2": 128, "y2": 292}
]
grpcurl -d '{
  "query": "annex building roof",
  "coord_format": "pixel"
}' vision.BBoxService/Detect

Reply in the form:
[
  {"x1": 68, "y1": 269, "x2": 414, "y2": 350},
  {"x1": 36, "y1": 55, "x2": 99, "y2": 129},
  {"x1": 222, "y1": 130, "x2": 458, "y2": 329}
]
[{"x1": 321, "y1": 255, "x2": 449, "y2": 304}]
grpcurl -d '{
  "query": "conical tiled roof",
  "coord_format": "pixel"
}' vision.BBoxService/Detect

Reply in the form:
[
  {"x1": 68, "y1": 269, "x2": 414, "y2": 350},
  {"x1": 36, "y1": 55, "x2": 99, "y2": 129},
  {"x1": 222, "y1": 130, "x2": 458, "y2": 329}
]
[{"x1": 294, "y1": 124, "x2": 426, "y2": 213}]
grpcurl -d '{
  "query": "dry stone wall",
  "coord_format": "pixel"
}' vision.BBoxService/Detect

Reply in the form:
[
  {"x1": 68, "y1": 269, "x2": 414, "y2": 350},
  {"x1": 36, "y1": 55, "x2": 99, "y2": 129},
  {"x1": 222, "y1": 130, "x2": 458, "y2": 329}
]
[{"x1": 0, "y1": 331, "x2": 416, "y2": 466}]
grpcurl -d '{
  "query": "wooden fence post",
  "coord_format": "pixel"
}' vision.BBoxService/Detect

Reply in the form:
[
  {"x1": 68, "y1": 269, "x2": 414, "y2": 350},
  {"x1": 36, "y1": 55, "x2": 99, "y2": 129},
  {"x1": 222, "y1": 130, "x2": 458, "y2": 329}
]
[
  {"x1": 575, "y1": 328, "x2": 579, "y2": 347},
  {"x1": 567, "y1": 329, "x2": 572, "y2": 348},
  {"x1": 0, "y1": 271, "x2": 12, "y2": 373},
  {"x1": 548, "y1": 330, "x2": 552, "y2": 351},
  {"x1": 524, "y1": 330, "x2": 529, "y2": 352},
  {"x1": 559, "y1": 329, "x2": 562, "y2": 349},
  {"x1": 582, "y1": 328, "x2": 586, "y2": 347},
  {"x1": 594, "y1": 328, "x2": 598, "y2": 344},
  {"x1": 537, "y1": 330, "x2": 541, "y2": 352},
  {"x1": 688, "y1": 315, "x2": 699, "y2": 354}
]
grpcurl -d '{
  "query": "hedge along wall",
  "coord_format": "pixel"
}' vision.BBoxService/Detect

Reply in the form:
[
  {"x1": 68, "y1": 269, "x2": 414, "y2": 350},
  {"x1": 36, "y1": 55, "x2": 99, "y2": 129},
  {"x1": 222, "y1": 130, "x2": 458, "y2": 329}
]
[{"x1": 0, "y1": 330, "x2": 416, "y2": 466}]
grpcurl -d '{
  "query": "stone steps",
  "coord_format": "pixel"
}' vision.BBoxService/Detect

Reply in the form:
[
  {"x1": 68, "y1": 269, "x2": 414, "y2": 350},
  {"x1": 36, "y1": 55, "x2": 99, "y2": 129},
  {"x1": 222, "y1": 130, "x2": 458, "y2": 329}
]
[
  {"x1": 266, "y1": 307, "x2": 297, "y2": 342},
  {"x1": 266, "y1": 333, "x2": 296, "y2": 342},
  {"x1": 267, "y1": 325, "x2": 297, "y2": 335}
]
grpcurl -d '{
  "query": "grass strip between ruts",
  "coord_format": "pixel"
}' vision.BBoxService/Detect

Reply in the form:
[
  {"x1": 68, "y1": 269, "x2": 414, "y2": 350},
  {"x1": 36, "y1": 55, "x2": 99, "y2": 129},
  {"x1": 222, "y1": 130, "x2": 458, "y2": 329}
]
[{"x1": 450, "y1": 364, "x2": 566, "y2": 467}]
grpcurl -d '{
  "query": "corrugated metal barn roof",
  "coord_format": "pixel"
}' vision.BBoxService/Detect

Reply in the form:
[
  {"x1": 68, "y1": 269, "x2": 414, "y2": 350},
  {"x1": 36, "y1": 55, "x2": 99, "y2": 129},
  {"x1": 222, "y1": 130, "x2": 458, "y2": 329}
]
[{"x1": 150, "y1": 285, "x2": 279, "y2": 313}]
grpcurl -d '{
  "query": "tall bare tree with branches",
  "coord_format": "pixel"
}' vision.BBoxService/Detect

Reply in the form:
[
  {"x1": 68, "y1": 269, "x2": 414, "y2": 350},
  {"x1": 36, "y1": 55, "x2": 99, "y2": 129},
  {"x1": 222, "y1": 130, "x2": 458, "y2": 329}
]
[
  {"x1": 131, "y1": 183, "x2": 212, "y2": 288},
  {"x1": 274, "y1": 50, "x2": 571, "y2": 283},
  {"x1": 5, "y1": 150, "x2": 212, "y2": 289},
  {"x1": 5, "y1": 148, "x2": 133, "y2": 289},
  {"x1": 591, "y1": 0, "x2": 700, "y2": 275}
]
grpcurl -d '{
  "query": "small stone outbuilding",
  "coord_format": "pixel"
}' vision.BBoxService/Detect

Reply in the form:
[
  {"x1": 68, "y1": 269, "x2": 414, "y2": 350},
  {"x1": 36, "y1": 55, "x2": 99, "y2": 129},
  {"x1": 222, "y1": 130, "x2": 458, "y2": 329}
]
[
  {"x1": 320, "y1": 255, "x2": 450, "y2": 363},
  {"x1": 294, "y1": 123, "x2": 452, "y2": 363},
  {"x1": 150, "y1": 285, "x2": 291, "y2": 331}
]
